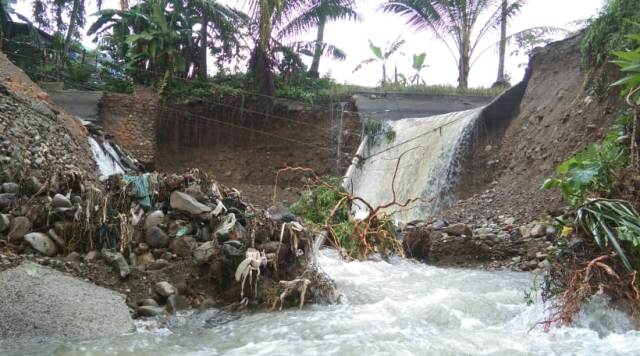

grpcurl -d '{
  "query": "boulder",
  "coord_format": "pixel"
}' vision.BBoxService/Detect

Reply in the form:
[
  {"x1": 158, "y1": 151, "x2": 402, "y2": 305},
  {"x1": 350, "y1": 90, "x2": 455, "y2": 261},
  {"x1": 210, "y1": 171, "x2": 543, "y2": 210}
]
[
  {"x1": 144, "y1": 210, "x2": 165, "y2": 229},
  {"x1": 51, "y1": 194, "x2": 72, "y2": 209},
  {"x1": 101, "y1": 249, "x2": 130, "y2": 278},
  {"x1": 154, "y1": 281, "x2": 176, "y2": 297},
  {"x1": 0, "y1": 262, "x2": 134, "y2": 342},
  {"x1": 0, "y1": 213, "x2": 10, "y2": 233},
  {"x1": 84, "y1": 250, "x2": 100, "y2": 263},
  {"x1": 24, "y1": 232, "x2": 58, "y2": 256},
  {"x1": 137, "y1": 306, "x2": 167, "y2": 317},
  {"x1": 443, "y1": 223, "x2": 473, "y2": 237},
  {"x1": 193, "y1": 241, "x2": 217, "y2": 264},
  {"x1": 137, "y1": 252, "x2": 155, "y2": 267},
  {"x1": 1, "y1": 182, "x2": 19, "y2": 194},
  {"x1": 170, "y1": 191, "x2": 212, "y2": 215},
  {"x1": 0, "y1": 193, "x2": 15, "y2": 210},
  {"x1": 64, "y1": 251, "x2": 83, "y2": 263},
  {"x1": 47, "y1": 228, "x2": 66, "y2": 251},
  {"x1": 140, "y1": 298, "x2": 160, "y2": 307},
  {"x1": 170, "y1": 236, "x2": 197, "y2": 257},
  {"x1": 148, "y1": 259, "x2": 169, "y2": 270},
  {"x1": 402, "y1": 227, "x2": 434, "y2": 263},
  {"x1": 145, "y1": 226, "x2": 170, "y2": 248}
]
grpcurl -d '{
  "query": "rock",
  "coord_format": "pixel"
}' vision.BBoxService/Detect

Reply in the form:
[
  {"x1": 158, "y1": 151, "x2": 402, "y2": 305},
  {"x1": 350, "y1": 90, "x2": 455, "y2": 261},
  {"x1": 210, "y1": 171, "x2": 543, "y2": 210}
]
[
  {"x1": 170, "y1": 236, "x2": 197, "y2": 257},
  {"x1": 140, "y1": 298, "x2": 159, "y2": 307},
  {"x1": 166, "y1": 294, "x2": 177, "y2": 314},
  {"x1": 148, "y1": 259, "x2": 169, "y2": 270},
  {"x1": 538, "y1": 260, "x2": 551, "y2": 270},
  {"x1": 64, "y1": 251, "x2": 83, "y2": 263},
  {"x1": 154, "y1": 281, "x2": 176, "y2": 297},
  {"x1": 519, "y1": 226, "x2": 531, "y2": 238},
  {"x1": 268, "y1": 204, "x2": 297, "y2": 223},
  {"x1": 137, "y1": 306, "x2": 167, "y2": 317},
  {"x1": 137, "y1": 252, "x2": 155, "y2": 267},
  {"x1": 51, "y1": 194, "x2": 72, "y2": 209},
  {"x1": 24, "y1": 232, "x2": 58, "y2": 256},
  {"x1": 84, "y1": 250, "x2": 100, "y2": 263},
  {"x1": 402, "y1": 226, "x2": 434, "y2": 263},
  {"x1": 47, "y1": 228, "x2": 66, "y2": 251},
  {"x1": 138, "y1": 242, "x2": 150, "y2": 253},
  {"x1": 101, "y1": 249, "x2": 130, "y2": 278},
  {"x1": 193, "y1": 241, "x2": 217, "y2": 264},
  {"x1": 0, "y1": 214, "x2": 10, "y2": 232},
  {"x1": 511, "y1": 256, "x2": 522, "y2": 263},
  {"x1": 145, "y1": 226, "x2": 170, "y2": 248},
  {"x1": 530, "y1": 225, "x2": 547, "y2": 238},
  {"x1": 443, "y1": 223, "x2": 473, "y2": 237},
  {"x1": 504, "y1": 217, "x2": 516, "y2": 225},
  {"x1": 222, "y1": 243, "x2": 243, "y2": 257},
  {"x1": 545, "y1": 225, "x2": 557, "y2": 236},
  {"x1": 144, "y1": 210, "x2": 165, "y2": 229},
  {"x1": 0, "y1": 262, "x2": 134, "y2": 341},
  {"x1": 1, "y1": 182, "x2": 19, "y2": 194},
  {"x1": 170, "y1": 191, "x2": 212, "y2": 215},
  {"x1": 431, "y1": 220, "x2": 447, "y2": 229},
  {"x1": 0, "y1": 193, "x2": 15, "y2": 210}
]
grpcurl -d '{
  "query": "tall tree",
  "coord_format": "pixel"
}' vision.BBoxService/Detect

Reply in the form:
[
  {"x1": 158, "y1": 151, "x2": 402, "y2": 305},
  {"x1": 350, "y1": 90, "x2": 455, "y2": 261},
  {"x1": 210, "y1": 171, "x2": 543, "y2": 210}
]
[
  {"x1": 381, "y1": 0, "x2": 520, "y2": 89},
  {"x1": 278, "y1": 0, "x2": 360, "y2": 78},
  {"x1": 494, "y1": 0, "x2": 523, "y2": 86}
]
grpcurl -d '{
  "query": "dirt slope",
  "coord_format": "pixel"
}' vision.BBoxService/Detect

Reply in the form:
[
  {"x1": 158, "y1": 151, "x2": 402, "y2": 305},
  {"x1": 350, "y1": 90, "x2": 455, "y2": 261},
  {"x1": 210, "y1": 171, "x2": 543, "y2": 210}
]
[
  {"x1": 443, "y1": 34, "x2": 624, "y2": 223},
  {"x1": 0, "y1": 51, "x2": 96, "y2": 178}
]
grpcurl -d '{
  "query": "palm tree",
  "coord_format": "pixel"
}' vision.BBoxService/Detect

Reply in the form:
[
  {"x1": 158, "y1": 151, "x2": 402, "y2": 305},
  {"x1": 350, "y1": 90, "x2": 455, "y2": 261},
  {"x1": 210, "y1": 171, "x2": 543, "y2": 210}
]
[
  {"x1": 353, "y1": 37, "x2": 405, "y2": 86},
  {"x1": 278, "y1": 0, "x2": 360, "y2": 78},
  {"x1": 494, "y1": 0, "x2": 523, "y2": 86},
  {"x1": 381, "y1": 0, "x2": 521, "y2": 89},
  {"x1": 191, "y1": 0, "x2": 246, "y2": 80}
]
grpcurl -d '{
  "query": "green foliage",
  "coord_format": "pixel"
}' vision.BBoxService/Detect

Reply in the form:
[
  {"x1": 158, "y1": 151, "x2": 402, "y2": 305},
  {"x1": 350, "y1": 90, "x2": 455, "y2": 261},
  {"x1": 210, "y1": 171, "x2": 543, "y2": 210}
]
[
  {"x1": 582, "y1": 0, "x2": 640, "y2": 68},
  {"x1": 363, "y1": 118, "x2": 396, "y2": 145},
  {"x1": 576, "y1": 199, "x2": 640, "y2": 271},
  {"x1": 542, "y1": 112, "x2": 631, "y2": 206},
  {"x1": 290, "y1": 177, "x2": 349, "y2": 225},
  {"x1": 611, "y1": 23, "x2": 640, "y2": 104}
]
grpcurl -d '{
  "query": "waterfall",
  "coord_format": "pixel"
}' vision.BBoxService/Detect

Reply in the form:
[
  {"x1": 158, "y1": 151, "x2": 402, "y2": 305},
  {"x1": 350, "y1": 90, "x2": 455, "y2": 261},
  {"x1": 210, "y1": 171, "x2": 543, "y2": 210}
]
[
  {"x1": 345, "y1": 108, "x2": 483, "y2": 222},
  {"x1": 88, "y1": 137, "x2": 126, "y2": 179}
]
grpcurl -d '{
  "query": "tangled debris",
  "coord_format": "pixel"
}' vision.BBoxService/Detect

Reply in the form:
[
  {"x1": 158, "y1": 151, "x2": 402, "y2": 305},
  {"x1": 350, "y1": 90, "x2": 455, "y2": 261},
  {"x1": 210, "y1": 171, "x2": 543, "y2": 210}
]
[{"x1": 0, "y1": 150, "x2": 339, "y2": 315}]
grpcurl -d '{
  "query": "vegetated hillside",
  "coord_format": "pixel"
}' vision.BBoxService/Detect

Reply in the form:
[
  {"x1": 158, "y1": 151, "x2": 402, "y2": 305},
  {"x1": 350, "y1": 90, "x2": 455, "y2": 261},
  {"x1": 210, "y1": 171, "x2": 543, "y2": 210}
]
[
  {"x1": 0, "y1": 51, "x2": 96, "y2": 178},
  {"x1": 444, "y1": 33, "x2": 625, "y2": 223}
]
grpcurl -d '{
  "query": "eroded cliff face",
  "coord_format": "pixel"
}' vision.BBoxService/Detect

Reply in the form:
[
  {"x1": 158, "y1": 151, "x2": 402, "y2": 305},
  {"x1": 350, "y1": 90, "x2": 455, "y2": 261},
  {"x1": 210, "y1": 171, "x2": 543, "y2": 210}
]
[{"x1": 445, "y1": 34, "x2": 625, "y2": 223}]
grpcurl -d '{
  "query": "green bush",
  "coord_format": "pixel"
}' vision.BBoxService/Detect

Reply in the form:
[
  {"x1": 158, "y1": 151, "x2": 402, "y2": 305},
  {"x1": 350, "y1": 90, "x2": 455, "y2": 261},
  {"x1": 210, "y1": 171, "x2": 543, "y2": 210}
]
[
  {"x1": 582, "y1": 0, "x2": 640, "y2": 68},
  {"x1": 542, "y1": 112, "x2": 631, "y2": 206}
]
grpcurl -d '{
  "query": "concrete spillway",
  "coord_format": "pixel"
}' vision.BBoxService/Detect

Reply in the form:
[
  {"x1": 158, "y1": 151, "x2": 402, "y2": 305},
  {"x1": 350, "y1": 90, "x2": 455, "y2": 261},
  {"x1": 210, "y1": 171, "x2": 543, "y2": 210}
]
[{"x1": 345, "y1": 108, "x2": 483, "y2": 222}]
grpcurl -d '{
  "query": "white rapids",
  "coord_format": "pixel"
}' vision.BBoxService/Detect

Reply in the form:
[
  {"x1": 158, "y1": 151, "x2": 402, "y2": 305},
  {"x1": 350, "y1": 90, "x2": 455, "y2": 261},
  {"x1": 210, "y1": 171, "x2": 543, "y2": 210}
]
[
  {"x1": 6, "y1": 250, "x2": 640, "y2": 356},
  {"x1": 88, "y1": 136, "x2": 126, "y2": 179},
  {"x1": 345, "y1": 108, "x2": 482, "y2": 222}
]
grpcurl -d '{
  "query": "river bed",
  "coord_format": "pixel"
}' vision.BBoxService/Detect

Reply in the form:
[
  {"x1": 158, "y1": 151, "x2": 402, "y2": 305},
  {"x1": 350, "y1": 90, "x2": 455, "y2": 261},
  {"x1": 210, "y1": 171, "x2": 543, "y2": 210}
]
[{"x1": 6, "y1": 250, "x2": 640, "y2": 356}]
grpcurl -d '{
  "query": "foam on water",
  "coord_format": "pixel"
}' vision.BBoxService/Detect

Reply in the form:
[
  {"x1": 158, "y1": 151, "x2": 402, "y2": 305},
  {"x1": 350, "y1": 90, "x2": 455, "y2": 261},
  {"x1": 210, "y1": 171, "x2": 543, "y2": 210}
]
[{"x1": 6, "y1": 249, "x2": 639, "y2": 356}]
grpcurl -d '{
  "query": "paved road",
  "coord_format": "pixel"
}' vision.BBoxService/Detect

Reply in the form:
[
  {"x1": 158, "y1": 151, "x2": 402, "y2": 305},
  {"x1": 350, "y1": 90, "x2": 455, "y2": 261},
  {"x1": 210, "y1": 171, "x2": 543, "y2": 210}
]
[{"x1": 353, "y1": 92, "x2": 492, "y2": 121}]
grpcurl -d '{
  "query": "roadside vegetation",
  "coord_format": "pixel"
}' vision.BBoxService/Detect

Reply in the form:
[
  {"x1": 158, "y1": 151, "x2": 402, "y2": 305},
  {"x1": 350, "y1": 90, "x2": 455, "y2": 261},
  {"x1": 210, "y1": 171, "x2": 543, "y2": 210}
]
[
  {"x1": 0, "y1": 0, "x2": 561, "y2": 105},
  {"x1": 541, "y1": 0, "x2": 640, "y2": 328}
]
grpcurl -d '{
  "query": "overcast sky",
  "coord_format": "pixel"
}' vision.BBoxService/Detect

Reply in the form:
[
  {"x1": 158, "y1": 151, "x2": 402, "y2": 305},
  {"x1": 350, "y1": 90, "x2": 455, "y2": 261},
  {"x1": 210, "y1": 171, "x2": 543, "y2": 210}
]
[{"x1": 13, "y1": 0, "x2": 605, "y2": 87}]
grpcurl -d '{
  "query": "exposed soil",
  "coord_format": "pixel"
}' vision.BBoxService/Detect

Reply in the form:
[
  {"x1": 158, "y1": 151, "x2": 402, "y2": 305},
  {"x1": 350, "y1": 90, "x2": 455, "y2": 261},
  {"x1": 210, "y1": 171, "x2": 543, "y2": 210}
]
[{"x1": 441, "y1": 34, "x2": 625, "y2": 224}]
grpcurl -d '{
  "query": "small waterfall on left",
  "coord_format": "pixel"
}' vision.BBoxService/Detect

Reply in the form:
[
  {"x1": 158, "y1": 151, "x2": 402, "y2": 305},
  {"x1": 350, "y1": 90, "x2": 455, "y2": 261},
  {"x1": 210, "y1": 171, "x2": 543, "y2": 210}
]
[{"x1": 79, "y1": 119, "x2": 141, "y2": 179}]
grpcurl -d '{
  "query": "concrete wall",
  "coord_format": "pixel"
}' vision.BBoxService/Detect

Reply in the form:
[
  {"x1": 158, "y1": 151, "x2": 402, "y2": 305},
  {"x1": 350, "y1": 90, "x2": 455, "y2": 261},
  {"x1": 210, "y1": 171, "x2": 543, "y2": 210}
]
[{"x1": 45, "y1": 89, "x2": 103, "y2": 122}]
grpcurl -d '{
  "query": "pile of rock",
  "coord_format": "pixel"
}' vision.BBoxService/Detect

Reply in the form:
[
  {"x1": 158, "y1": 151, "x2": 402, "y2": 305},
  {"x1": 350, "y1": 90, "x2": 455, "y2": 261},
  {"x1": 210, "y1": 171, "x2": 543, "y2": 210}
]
[
  {"x1": 0, "y1": 166, "x2": 336, "y2": 315},
  {"x1": 401, "y1": 215, "x2": 556, "y2": 270}
]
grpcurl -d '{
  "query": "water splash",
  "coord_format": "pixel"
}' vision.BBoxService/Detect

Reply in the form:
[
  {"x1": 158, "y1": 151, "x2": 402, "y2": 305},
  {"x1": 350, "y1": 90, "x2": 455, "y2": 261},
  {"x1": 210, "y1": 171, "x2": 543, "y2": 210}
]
[
  {"x1": 345, "y1": 108, "x2": 483, "y2": 222},
  {"x1": 88, "y1": 137, "x2": 126, "y2": 179}
]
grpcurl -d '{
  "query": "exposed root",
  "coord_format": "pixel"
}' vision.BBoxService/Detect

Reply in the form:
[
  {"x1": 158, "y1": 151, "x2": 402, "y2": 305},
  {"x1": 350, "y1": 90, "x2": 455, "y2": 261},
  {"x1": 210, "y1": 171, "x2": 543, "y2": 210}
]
[{"x1": 277, "y1": 278, "x2": 311, "y2": 310}]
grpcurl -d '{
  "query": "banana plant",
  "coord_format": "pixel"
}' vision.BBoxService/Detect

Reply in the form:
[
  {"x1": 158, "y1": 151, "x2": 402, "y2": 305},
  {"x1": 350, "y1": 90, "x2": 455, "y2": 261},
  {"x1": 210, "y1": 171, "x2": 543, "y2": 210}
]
[
  {"x1": 353, "y1": 37, "x2": 405, "y2": 86},
  {"x1": 409, "y1": 52, "x2": 427, "y2": 85}
]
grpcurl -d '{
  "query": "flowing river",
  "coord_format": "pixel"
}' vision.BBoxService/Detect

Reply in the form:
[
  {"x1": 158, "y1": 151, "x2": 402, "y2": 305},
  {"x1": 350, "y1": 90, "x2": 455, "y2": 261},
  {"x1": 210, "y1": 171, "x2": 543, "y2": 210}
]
[{"x1": 7, "y1": 250, "x2": 640, "y2": 356}]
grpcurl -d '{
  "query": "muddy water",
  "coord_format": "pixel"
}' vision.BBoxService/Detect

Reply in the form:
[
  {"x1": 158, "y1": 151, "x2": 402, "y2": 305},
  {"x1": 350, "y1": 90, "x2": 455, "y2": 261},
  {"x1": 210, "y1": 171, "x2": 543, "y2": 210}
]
[{"x1": 7, "y1": 250, "x2": 640, "y2": 356}]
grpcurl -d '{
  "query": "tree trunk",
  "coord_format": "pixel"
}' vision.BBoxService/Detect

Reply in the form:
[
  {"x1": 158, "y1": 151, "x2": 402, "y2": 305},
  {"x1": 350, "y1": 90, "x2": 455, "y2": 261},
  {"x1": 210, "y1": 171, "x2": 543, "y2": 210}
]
[
  {"x1": 199, "y1": 13, "x2": 208, "y2": 80},
  {"x1": 494, "y1": 0, "x2": 508, "y2": 86},
  {"x1": 381, "y1": 63, "x2": 387, "y2": 86},
  {"x1": 120, "y1": 0, "x2": 129, "y2": 11},
  {"x1": 64, "y1": 0, "x2": 81, "y2": 55},
  {"x1": 308, "y1": 15, "x2": 326, "y2": 78},
  {"x1": 458, "y1": 36, "x2": 471, "y2": 89},
  {"x1": 251, "y1": 45, "x2": 275, "y2": 98}
]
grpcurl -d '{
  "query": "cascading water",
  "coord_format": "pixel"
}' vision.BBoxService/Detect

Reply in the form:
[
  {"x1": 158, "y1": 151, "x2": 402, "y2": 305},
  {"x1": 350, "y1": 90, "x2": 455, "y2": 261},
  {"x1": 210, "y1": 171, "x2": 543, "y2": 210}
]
[
  {"x1": 88, "y1": 136, "x2": 126, "y2": 179},
  {"x1": 345, "y1": 108, "x2": 483, "y2": 222},
  {"x1": 7, "y1": 249, "x2": 639, "y2": 355}
]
